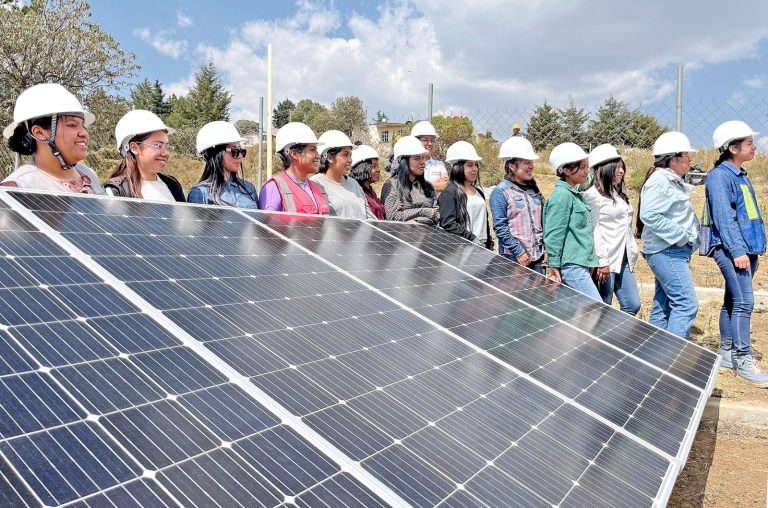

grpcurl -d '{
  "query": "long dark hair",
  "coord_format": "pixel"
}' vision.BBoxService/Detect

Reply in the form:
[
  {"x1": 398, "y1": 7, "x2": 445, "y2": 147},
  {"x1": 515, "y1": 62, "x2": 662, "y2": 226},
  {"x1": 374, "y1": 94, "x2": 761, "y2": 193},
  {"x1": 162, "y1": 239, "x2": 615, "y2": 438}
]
[
  {"x1": 194, "y1": 145, "x2": 250, "y2": 205},
  {"x1": 448, "y1": 160, "x2": 482, "y2": 228},
  {"x1": 589, "y1": 159, "x2": 628, "y2": 204},
  {"x1": 713, "y1": 138, "x2": 747, "y2": 168},
  {"x1": 396, "y1": 156, "x2": 435, "y2": 203},
  {"x1": 7, "y1": 117, "x2": 52, "y2": 156},
  {"x1": 109, "y1": 131, "x2": 154, "y2": 198}
]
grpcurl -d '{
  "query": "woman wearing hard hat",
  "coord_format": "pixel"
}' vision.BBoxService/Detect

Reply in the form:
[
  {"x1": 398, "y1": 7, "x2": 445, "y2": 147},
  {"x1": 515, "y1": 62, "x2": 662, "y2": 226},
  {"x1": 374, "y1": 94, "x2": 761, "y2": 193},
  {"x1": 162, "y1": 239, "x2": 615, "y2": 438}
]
[
  {"x1": 702, "y1": 121, "x2": 767, "y2": 385},
  {"x1": 310, "y1": 130, "x2": 370, "y2": 219},
  {"x1": 638, "y1": 131, "x2": 699, "y2": 339},
  {"x1": 258, "y1": 122, "x2": 329, "y2": 214},
  {"x1": 188, "y1": 121, "x2": 258, "y2": 208},
  {"x1": 543, "y1": 142, "x2": 600, "y2": 300},
  {"x1": 105, "y1": 110, "x2": 184, "y2": 201},
  {"x1": 437, "y1": 141, "x2": 492, "y2": 248},
  {"x1": 2, "y1": 83, "x2": 104, "y2": 194},
  {"x1": 489, "y1": 137, "x2": 546, "y2": 274},
  {"x1": 582, "y1": 144, "x2": 640, "y2": 315},
  {"x1": 384, "y1": 136, "x2": 438, "y2": 223},
  {"x1": 411, "y1": 120, "x2": 448, "y2": 193},
  {"x1": 349, "y1": 145, "x2": 385, "y2": 220}
]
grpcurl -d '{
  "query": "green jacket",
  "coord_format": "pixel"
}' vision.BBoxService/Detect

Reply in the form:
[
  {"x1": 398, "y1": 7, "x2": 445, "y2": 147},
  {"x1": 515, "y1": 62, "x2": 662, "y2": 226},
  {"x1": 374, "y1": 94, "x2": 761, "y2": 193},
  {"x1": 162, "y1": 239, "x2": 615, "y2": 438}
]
[{"x1": 543, "y1": 180, "x2": 598, "y2": 268}]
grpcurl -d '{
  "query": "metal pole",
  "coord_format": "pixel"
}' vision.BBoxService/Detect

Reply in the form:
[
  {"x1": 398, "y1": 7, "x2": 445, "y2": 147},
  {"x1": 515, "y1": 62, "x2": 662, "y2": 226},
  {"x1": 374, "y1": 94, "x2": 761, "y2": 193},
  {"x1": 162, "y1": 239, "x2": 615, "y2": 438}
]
[
  {"x1": 266, "y1": 44, "x2": 274, "y2": 179},
  {"x1": 14, "y1": 153, "x2": 20, "y2": 170},
  {"x1": 258, "y1": 96, "x2": 264, "y2": 190},
  {"x1": 676, "y1": 64, "x2": 683, "y2": 131},
  {"x1": 427, "y1": 83, "x2": 433, "y2": 121}
]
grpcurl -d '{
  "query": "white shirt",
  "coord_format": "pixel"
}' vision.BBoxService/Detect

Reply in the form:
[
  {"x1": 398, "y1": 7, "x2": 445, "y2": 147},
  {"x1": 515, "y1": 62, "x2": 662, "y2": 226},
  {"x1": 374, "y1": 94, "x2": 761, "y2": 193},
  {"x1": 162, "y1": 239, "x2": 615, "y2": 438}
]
[
  {"x1": 2, "y1": 164, "x2": 105, "y2": 194},
  {"x1": 424, "y1": 159, "x2": 446, "y2": 183},
  {"x1": 140, "y1": 178, "x2": 176, "y2": 202},
  {"x1": 466, "y1": 191, "x2": 488, "y2": 244},
  {"x1": 583, "y1": 186, "x2": 639, "y2": 272},
  {"x1": 310, "y1": 173, "x2": 369, "y2": 219}
]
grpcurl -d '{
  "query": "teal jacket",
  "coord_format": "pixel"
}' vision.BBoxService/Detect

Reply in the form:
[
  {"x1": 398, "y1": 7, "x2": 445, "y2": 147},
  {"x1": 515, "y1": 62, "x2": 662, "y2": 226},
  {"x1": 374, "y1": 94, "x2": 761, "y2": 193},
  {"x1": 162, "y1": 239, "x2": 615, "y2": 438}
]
[{"x1": 543, "y1": 180, "x2": 598, "y2": 268}]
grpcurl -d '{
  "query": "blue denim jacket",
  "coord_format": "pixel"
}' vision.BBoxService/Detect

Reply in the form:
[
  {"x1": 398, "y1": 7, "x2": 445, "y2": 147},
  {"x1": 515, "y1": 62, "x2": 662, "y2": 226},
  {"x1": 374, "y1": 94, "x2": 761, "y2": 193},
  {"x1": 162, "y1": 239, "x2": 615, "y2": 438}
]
[
  {"x1": 188, "y1": 179, "x2": 259, "y2": 208},
  {"x1": 639, "y1": 168, "x2": 700, "y2": 254},
  {"x1": 490, "y1": 179, "x2": 544, "y2": 259},
  {"x1": 703, "y1": 161, "x2": 765, "y2": 257}
]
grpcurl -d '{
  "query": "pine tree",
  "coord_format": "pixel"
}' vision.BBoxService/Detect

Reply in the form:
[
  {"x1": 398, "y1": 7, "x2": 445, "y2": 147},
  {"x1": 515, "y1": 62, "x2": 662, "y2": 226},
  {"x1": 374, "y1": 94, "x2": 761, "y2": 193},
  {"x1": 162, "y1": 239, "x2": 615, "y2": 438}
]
[
  {"x1": 272, "y1": 99, "x2": 295, "y2": 129},
  {"x1": 586, "y1": 96, "x2": 633, "y2": 146},
  {"x1": 526, "y1": 101, "x2": 561, "y2": 150},
  {"x1": 130, "y1": 78, "x2": 170, "y2": 119},
  {"x1": 166, "y1": 59, "x2": 231, "y2": 128},
  {"x1": 558, "y1": 96, "x2": 589, "y2": 146}
]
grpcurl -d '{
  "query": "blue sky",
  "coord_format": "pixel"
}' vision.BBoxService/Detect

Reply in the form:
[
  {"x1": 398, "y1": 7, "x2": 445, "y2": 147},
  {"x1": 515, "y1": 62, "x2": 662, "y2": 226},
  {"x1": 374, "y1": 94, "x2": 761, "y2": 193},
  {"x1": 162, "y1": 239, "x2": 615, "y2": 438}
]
[{"x1": 90, "y1": 0, "x2": 768, "y2": 146}]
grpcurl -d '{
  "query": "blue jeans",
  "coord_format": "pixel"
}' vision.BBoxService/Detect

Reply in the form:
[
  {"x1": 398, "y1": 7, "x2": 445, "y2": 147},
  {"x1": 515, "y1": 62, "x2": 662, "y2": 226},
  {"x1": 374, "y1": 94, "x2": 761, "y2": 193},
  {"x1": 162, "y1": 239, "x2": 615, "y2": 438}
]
[
  {"x1": 560, "y1": 263, "x2": 602, "y2": 301},
  {"x1": 645, "y1": 245, "x2": 698, "y2": 339},
  {"x1": 713, "y1": 247, "x2": 757, "y2": 357},
  {"x1": 501, "y1": 253, "x2": 546, "y2": 275},
  {"x1": 598, "y1": 257, "x2": 641, "y2": 316}
]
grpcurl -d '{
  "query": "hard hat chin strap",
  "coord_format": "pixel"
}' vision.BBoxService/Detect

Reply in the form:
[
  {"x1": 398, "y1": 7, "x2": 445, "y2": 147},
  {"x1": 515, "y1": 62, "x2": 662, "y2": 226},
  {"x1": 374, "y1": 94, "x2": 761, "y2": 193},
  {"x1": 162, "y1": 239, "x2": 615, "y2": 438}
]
[{"x1": 43, "y1": 114, "x2": 74, "y2": 170}]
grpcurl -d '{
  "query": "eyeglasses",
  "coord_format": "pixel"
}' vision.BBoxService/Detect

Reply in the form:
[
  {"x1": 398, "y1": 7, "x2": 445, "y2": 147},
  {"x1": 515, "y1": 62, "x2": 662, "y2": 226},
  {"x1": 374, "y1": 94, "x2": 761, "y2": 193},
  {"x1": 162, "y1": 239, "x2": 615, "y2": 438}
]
[
  {"x1": 225, "y1": 147, "x2": 247, "y2": 158},
  {"x1": 136, "y1": 142, "x2": 172, "y2": 152},
  {"x1": 418, "y1": 136, "x2": 436, "y2": 145}
]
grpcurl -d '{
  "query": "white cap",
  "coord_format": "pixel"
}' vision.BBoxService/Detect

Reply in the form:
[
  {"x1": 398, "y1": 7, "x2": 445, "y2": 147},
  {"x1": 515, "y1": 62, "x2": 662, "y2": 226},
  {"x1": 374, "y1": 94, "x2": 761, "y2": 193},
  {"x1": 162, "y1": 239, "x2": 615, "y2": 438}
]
[
  {"x1": 498, "y1": 137, "x2": 538, "y2": 161},
  {"x1": 712, "y1": 120, "x2": 758, "y2": 150},
  {"x1": 445, "y1": 141, "x2": 482, "y2": 163},
  {"x1": 549, "y1": 142, "x2": 588, "y2": 174},
  {"x1": 588, "y1": 143, "x2": 624, "y2": 168},
  {"x1": 351, "y1": 145, "x2": 380, "y2": 167},
  {"x1": 652, "y1": 131, "x2": 696, "y2": 156},
  {"x1": 317, "y1": 130, "x2": 353, "y2": 157},
  {"x1": 410, "y1": 120, "x2": 439, "y2": 138},
  {"x1": 4, "y1": 83, "x2": 95, "y2": 139},
  {"x1": 196, "y1": 121, "x2": 244, "y2": 154},
  {"x1": 115, "y1": 110, "x2": 175, "y2": 156},
  {"x1": 275, "y1": 122, "x2": 318, "y2": 153},
  {"x1": 393, "y1": 136, "x2": 428, "y2": 159}
]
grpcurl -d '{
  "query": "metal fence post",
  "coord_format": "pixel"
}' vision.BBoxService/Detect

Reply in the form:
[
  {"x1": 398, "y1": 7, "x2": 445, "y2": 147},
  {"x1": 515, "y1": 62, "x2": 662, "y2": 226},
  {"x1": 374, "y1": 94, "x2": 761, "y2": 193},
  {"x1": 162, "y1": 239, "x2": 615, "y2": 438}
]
[
  {"x1": 428, "y1": 83, "x2": 433, "y2": 121},
  {"x1": 676, "y1": 65, "x2": 683, "y2": 132},
  {"x1": 258, "y1": 96, "x2": 264, "y2": 190}
]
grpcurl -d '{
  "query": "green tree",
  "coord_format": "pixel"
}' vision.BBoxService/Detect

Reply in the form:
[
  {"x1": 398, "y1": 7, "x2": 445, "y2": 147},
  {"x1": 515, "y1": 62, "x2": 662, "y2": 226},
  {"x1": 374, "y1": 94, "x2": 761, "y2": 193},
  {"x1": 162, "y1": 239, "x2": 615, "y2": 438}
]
[
  {"x1": 372, "y1": 110, "x2": 388, "y2": 124},
  {"x1": 130, "y1": 78, "x2": 171, "y2": 119},
  {"x1": 166, "y1": 59, "x2": 231, "y2": 128},
  {"x1": 83, "y1": 89, "x2": 130, "y2": 151},
  {"x1": 526, "y1": 101, "x2": 561, "y2": 150},
  {"x1": 328, "y1": 96, "x2": 367, "y2": 137},
  {"x1": 558, "y1": 96, "x2": 588, "y2": 146},
  {"x1": 586, "y1": 95, "x2": 633, "y2": 146},
  {"x1": 234, "y1": 119, "x2": 260, "y2": 134},
  {"x1": 431, "y1": 115, "x2": 474, "y2": 161},
  {"x1": 627, "y1": 110, "x2": 667, "y2": 149},
  {"x1": 290, "y1": 99, "x2": 330, "y2": 133},
  {"x1": 272, "y1": 99, "x2": 295, "y2": 129}
]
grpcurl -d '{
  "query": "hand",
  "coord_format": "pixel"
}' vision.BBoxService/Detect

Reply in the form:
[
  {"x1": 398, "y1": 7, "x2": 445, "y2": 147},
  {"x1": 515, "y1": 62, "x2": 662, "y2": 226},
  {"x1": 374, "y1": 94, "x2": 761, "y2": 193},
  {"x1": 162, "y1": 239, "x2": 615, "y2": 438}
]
[
  {"x1": 733, "y1": 254, "x2": 750, "y2": 270},
  {"x1": 596, "y1": 266, "x2": 610, "y2": 284},
  {"x1": 430, "y1": 208, "x2": 438, "y2": 220},
  {"x1": 517, "y1": 252, "x2": 531, "y2": 266},
  {"x1": 548, "y1": 267, "x2": 561, "y2": 284}
]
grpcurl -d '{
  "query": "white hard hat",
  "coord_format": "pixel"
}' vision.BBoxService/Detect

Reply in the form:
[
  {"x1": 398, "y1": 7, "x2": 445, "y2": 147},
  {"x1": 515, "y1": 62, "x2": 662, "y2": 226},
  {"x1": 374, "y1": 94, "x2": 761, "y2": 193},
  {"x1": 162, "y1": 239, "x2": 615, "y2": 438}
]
[
  {"x1": 498, "y1": 137, "x2": 538, "y2": 161},
  {"x1": 275, "y1": 122, "x2": 318, "y2": 153},
  {"x1": 393, "y1": 136, "x2": 428, "y2": 159},
  {"x1": 115, "y1": 110, "x2": 175, "y2": 156},
  {"x1": 317, "y1": 130, "x2": 353, "y2": 157},
  {"x1": 549, "y1": 142, "x2": 588, "y2": 173},
  {"x1": 351, "y1": 145, "x2": 380, "y2": 167},
  {"x1": 196, "y1": 121, "x2": 245, "y2": 154},
  {"x1": 445, "y1": 141, "x2": 482, "y2": 163},
  {"x1": 410, "y1": 120, "x2": 439, "y2": 138},
  {"x1": 652, "y1": 131, "x2": 696, "y2": 156},
  {"x1": 588, "y1": 143, "x2": 624, "y2": 168},
  {"x1": 3, "y1": 83, "x2": 95, "y2": 139},
  {"x1": 712, "y1": 120, "x2": 758, "y2": 150}
]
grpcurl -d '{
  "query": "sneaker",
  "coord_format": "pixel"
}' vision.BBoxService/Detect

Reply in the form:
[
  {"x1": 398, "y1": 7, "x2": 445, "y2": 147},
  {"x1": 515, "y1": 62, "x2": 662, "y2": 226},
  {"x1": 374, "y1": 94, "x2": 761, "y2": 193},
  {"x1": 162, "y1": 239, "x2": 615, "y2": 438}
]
[
  {"x1": 735, "y1": 356, "x2": 768, "y2": 387},
  {"x1": 719, "y1": 347, "x2": 735, "y2": 370}
]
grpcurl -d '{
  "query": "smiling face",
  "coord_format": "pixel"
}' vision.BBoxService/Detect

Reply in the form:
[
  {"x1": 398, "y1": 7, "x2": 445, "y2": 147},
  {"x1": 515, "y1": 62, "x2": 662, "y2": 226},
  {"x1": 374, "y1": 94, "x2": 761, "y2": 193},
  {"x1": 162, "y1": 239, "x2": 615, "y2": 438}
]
[
  {"x1": 417, "y1": 135, "x2": 436, "y2": 157},
  {"x1": 509, "y1": 158, "x2": 534, "y2": 182},
  {"x1": 291, "y1": 143, "x2": 321, "y2": 176},
  {"x1": 328, "y1": 146, "x2": 353, "y2": 178},
  {"x1": 369, "y1": 158, "x2": 381, "y2": 183},
  {"x1": 31, "y1": 114, "x2": 89, "y2": 166},
  {"x1": 564, "y1": 159, "x2": 589, "y2": 185},
  {"x1": 463, "y1": 160, "x2": 479, "y2": 184},
  {"x1": 613, "y1": 160, "x2": 625, "y2": 186},
  {"x1": 131, "y1": 130, "x2": 170, "y2": 178}
]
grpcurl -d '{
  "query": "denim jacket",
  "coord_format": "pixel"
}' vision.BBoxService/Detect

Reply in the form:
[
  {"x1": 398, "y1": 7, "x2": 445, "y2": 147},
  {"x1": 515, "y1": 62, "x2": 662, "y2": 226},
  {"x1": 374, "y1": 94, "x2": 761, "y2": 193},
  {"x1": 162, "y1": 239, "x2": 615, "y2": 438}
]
[
  {"x1": 639, "y1": 168, "x2": 700, "y2": 254},
  {"x1": 188, "y1": 179, "x2": 259, "y2": 208},
  {"x1": 490, "y1": 179, "x2": 544, "y2": 259},
  {"x1": 703, "y1": 161, "x2": 765, "y2": 257}
]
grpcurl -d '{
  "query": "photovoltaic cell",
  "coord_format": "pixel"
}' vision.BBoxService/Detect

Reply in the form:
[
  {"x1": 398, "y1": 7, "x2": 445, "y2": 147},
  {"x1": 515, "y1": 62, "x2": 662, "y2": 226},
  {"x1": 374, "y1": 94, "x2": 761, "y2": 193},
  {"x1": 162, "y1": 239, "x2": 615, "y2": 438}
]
[{"x1": 0, "y1": 190, "x2": 719, "y2": 508}]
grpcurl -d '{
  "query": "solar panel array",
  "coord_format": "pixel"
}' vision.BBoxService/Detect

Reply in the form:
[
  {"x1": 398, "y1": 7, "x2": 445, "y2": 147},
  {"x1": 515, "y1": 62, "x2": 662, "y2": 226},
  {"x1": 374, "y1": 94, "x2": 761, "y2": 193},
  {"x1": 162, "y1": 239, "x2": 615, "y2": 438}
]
[{"x1": 0, "y1": 190, "x2": 719, "y2": 508}]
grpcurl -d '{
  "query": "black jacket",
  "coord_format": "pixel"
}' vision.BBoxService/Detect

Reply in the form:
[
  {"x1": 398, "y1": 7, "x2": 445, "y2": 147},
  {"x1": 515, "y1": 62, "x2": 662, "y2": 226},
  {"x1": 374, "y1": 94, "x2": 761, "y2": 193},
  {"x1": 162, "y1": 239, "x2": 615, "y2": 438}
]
[
  {"x1": 437, "y1": 182, "x2": 493, "y2": 249},
  {"x1": 104, "y1": 173, "x2": 186, "y2": 202}
]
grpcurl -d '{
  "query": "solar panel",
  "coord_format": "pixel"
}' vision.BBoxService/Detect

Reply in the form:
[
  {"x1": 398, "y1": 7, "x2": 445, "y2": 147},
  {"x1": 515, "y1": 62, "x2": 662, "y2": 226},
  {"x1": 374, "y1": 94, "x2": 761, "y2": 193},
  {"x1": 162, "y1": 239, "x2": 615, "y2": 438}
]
[{"x1": 0, "y1": 190, "x2": 718, "y2": 507}]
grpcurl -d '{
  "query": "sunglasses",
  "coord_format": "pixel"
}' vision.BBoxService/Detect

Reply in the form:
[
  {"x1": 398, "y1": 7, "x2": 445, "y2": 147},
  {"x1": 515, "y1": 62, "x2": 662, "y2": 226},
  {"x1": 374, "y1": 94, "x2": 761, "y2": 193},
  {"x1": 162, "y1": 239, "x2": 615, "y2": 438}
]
[{"x1": 225, "y1": 147, "x2": 247, "y2": 158}]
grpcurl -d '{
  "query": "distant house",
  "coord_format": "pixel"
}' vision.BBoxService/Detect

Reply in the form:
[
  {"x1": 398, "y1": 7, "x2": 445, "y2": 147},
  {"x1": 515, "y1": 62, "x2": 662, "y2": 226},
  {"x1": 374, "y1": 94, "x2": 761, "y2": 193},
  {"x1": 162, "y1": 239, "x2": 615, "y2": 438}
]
[{"x1": 366, "y1": 122, "x2": 408, "y2": 152}]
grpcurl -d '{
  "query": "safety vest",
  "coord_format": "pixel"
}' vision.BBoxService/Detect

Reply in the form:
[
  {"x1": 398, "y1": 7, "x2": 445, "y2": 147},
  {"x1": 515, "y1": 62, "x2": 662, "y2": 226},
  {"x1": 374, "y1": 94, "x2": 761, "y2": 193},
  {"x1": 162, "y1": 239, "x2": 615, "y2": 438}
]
[
  {"x1": 701, "y1": 164, "x2": 766, "y2": 256},
  {"x1": 269, "y1": 171, "x2": 330, "y2": 215}
]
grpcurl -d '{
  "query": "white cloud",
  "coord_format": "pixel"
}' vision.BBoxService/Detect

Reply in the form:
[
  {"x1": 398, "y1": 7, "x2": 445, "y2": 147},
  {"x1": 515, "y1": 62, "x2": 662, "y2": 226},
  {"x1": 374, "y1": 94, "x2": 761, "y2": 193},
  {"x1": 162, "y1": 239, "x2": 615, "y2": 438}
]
[
  {"x1": 743, "y1": 76, "x2": 765, "y2": 89},
  {"x1": 169, "y1": 0, "x2": 768, "y2": 130},
  {"x1": 176, "y1": 10, "x2": 194, "y2": 28},
  {"x1": 133, "y1": 27, "x2": 188, "y2": 59}
]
